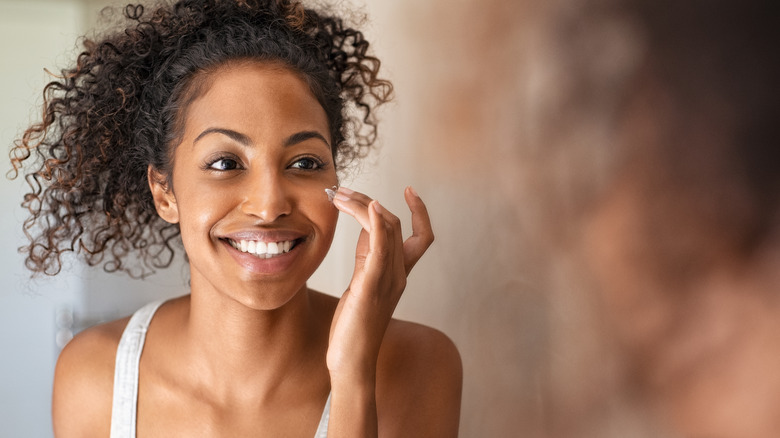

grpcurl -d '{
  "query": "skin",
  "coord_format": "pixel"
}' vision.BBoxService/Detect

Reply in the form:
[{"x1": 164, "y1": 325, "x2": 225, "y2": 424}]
[{"x1": 52, "y1": 61, "x2": 462, "y2": 437}]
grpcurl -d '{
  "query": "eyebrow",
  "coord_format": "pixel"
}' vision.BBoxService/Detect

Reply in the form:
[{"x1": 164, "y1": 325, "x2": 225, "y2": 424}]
[
  {"x1": 284, "y1": 130, "x2": 331, "y2": 149},
  {"x1": 193, "y1": 128, "x2": 251, "y2": 146},
  {"x1": 193, "y1": 128, "x2": 330, "y2": 149}
]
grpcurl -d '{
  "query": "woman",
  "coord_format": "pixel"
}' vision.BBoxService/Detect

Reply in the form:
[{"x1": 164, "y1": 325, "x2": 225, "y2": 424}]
[{"x1": 9, "y1": 1, "x2": 462, "y2": 436}]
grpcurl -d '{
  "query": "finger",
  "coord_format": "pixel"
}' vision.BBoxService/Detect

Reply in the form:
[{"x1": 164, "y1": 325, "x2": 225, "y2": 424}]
[
  {"x1": 374, "y1": 201, "x2": 408, "y2": 304},
  {"x1": 351, "y1": 228, "x2": 370, "y2": 273},
  {"x1": 402, "y1": 186, "x2": 434, "y2": 274},
  {"x1": 373, "y1": 199, "x2": 405, "y2": 276},
  {"x1": 338, "y1": 187, "x2": 373, "y2": 205},
  {"x1": 332, "y1": 187, "x2": 373, "y2": 231},
  {"x1": 385, "y1": 204, "x2": 406, "y2": 275},
  {"x1": 353, "y1": 200, "x2": 390, "y2": 298}
]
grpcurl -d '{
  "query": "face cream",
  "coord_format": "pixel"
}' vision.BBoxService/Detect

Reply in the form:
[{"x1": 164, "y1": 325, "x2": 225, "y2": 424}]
[{"x1": 324, "y1": 185, "x2": 338, "y2": 202}]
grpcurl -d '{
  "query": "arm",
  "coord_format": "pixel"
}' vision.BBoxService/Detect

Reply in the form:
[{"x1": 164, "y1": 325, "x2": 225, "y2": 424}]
[{"x1": 52, "y1": 320, "x2": 125, "y2": 438}]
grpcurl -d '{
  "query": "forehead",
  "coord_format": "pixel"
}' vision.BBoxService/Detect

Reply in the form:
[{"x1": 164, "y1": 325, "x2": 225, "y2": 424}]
[{"x1": 180, "y1": 61, "x2": 330, "y2": 144}]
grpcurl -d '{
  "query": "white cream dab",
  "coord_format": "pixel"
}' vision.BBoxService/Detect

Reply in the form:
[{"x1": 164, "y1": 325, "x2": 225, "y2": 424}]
[{"x1": 325, "y1": 185, "x2": 338, "y2": 202}]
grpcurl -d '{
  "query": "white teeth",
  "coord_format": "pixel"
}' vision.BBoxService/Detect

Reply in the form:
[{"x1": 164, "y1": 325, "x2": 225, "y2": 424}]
[{"x1": 229, "y1": 239, "x2": 296, "y2": 258}]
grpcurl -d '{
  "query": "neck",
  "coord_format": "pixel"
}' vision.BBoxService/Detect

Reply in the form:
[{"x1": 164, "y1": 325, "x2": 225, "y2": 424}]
[{"x1": 174, "y1": 273, "x2": 330, "y2": 402}]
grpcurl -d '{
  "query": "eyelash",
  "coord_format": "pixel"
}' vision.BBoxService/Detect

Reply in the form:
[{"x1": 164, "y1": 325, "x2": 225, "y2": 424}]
[
  {"x1": 204, "y1": 155, "x2": 242, "y2": 172},
  {"x1": 289, "y1": 155, "x2": 327, "y2": 171},
  {"x1": 201, "y1": 155, "x2": 328, "y2": 172}
]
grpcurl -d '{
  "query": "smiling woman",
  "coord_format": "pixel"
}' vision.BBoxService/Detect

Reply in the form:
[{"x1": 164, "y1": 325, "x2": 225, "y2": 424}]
[{"x1": 8, "y1": 1, "x2": 461, "y2": 437}]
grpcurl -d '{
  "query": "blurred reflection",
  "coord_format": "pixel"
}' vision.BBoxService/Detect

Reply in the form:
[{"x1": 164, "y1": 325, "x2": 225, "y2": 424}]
[{"x1": 540, "y1": 0, "x2": 779, "y2": 436}]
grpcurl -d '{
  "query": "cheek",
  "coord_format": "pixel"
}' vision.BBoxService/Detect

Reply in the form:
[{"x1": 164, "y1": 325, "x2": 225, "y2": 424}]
[
  {"x1": 172, "y1": 180, "x2": 232, "y2": 245},
  {"x1": 293, "y1": 167, "x2": 339, "y2": 230},
  {"x1": 298, "y1": 182, "x2": 339, "y2": 239}
]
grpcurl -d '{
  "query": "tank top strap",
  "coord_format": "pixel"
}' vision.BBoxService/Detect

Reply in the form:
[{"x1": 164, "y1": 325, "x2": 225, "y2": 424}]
[
  {"x1": 109, "y1": 300, "x2": 165, "y2": 438},
  {"x1": 313, "y1": 393, "x2": 331, "y2": 437}
]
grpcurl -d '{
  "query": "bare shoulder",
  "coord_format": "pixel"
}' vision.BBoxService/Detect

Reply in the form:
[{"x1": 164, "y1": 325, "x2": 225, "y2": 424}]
[
  {"x1": 377, "y1": 319, "x2": 463, "y2": 437},
  {"x1": 52, "y1": 316, "x2": 130, "y2": 438}
]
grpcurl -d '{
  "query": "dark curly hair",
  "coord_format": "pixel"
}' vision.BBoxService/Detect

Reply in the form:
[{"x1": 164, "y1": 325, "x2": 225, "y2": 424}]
[{"x1": 8, "y1": 0, "x2": 392, "y2": 277}]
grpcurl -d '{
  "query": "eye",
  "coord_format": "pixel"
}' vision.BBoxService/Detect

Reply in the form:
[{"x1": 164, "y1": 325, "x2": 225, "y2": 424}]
[
  {"x1": 289, "y1": 156, "x2": 324, "y2": 171},
  {"x1": 207, "y1": 157, "x2": 241, "y2": 171}
]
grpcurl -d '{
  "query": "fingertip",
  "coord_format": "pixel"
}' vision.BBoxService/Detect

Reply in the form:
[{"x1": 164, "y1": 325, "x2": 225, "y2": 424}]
[
  {"x1": 368, "y1": 200, "x2": 382, "y2": 226},
  {"x1": 403, "y1": 186, "x2": 415, "y2": 203},
  {"x1": 406, "y1": 188, "x2": 429, "y2": 214}
]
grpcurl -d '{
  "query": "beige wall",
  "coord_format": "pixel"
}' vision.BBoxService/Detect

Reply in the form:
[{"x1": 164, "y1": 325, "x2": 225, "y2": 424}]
[{"x1": 339, "y1": 1, "x2": 552, "y2": 436}]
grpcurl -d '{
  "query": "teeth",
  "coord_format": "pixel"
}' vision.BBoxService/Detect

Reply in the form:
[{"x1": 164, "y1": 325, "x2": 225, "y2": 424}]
[{"x1": 229, "y1": 239, "x2": 296, "y2": 258}]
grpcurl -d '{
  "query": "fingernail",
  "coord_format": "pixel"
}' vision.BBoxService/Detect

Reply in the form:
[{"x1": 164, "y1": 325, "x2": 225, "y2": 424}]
[
  {"x1": 372, "y1": 201, "x2": 383, "y2": 213},
  {"x1": 338, "y1": 186, "x2": 354, "y2": 195},
  {"x1": 407, "y1": 186, "x2": 420, "y2": 198}
]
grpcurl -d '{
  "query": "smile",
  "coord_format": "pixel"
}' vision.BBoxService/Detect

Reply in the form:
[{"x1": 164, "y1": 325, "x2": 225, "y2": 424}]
[{"x1": 226, "y1": 238, "x2": 298, "y2": 259}]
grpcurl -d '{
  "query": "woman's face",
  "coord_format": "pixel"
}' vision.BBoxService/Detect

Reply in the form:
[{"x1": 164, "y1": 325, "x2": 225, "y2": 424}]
[{"x1": 153, "y1": 61, "x2": 339, "y2": 309}]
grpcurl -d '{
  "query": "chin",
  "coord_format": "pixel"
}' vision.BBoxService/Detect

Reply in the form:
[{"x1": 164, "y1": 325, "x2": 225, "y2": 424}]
[{"x1": 229, "y1": 278, "x2": 311, "y2": 311}]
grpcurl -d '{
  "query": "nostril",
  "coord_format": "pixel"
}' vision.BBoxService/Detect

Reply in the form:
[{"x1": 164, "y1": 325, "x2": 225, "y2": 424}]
[{"x1": 240, "y1": 191, "x2": 293, "y2": 223}]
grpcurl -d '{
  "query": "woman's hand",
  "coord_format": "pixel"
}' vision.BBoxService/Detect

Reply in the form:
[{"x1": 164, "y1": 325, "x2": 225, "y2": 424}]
[
  {"x1": 325, "y1": 186, "x2": 437, "y2": 436},
  {"x1": 327, "y1": 186, "x2": 433, "y2": 380}
]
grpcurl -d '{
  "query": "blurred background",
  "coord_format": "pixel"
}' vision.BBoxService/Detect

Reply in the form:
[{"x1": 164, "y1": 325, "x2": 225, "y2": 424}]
[{"x1": 0, "y1": 0, "x2": 659, "y2": 437}]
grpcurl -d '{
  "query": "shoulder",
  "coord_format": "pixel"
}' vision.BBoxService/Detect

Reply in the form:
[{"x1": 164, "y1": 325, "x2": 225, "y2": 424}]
[
  {"x1": 377, "y1": 319, "x2": 463, "y2": 437},
  {"x1": 52, "y1": 316, "x2": 130, "y2": 438}
]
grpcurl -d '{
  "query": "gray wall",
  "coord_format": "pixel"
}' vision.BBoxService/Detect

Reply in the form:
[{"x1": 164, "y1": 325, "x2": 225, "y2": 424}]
[{"x1": 0, "y1": 2, "x2": 84, "y2": 436}]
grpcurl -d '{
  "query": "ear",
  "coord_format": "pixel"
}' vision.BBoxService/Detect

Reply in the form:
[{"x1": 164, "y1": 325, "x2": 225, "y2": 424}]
[{"x1": 148, "y1": 165, "x2": 180, "y2": 224}]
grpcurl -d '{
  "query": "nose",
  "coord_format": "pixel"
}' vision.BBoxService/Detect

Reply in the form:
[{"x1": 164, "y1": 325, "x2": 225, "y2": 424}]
[{"x1": 239, "y1": 169, "x2": 292, "y2": 223}]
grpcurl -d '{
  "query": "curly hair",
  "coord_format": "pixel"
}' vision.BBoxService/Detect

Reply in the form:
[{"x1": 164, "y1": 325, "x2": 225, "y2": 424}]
[{"x1": 8, "y1": 0, "x2": 392, "y2": 277}]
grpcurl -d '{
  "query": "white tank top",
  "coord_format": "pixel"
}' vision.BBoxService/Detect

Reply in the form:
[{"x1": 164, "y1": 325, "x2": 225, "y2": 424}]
[{"x1": 109, "y1": 300, "x2": 331, "y2": 437}]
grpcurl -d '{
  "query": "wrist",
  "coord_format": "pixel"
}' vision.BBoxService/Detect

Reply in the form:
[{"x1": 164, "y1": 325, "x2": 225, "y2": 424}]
[
  {"x1": 329, "y1": 368, "x2": 377, "y2": 393},
  {"x1": 327, "y1": 349, "x2": 378, "y2": 383},
  {"x1": 328, "y1": 375, "x2": 378, "y2": 437}
]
